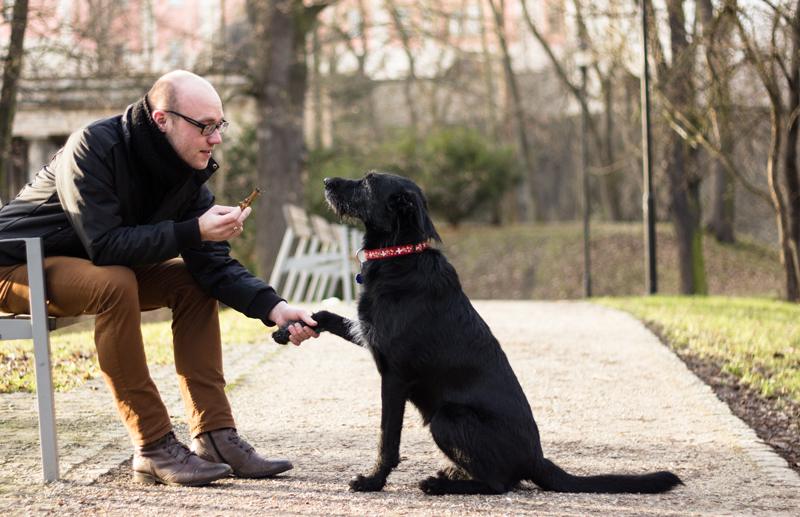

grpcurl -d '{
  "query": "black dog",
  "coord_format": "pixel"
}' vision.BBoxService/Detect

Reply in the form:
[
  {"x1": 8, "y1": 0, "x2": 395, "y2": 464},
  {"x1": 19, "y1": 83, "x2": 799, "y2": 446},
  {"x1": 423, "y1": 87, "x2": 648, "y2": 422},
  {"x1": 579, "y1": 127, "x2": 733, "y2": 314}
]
[{"x1": 273, "y1": 172, "x2": 682, "y2": 495}]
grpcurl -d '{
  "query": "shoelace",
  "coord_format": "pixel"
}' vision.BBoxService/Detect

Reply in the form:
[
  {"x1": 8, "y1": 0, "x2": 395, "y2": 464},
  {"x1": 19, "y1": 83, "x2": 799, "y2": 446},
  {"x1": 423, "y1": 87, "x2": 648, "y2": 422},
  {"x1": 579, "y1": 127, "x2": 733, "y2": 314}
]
[
  {"x1": 226, "y1": 430, "x2": 254, "y2": 453},
  {"x1": 163, "y1": 433, "x2": 192, "y2": 462}
]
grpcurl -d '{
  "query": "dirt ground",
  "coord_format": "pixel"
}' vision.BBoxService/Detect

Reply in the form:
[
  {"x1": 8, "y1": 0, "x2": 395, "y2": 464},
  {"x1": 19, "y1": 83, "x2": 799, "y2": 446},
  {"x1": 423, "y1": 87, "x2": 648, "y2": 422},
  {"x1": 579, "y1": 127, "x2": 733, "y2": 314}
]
[{"x1": 1, "y1": 301, "x2": 799, "y2": 516}]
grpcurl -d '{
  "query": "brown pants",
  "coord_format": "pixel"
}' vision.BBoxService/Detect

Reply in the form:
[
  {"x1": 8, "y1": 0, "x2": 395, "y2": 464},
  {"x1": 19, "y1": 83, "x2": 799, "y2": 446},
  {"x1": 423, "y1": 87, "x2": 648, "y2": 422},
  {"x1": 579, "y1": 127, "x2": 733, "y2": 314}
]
[{"x1": 0, "y1": 256, "x2": 235, "y2": 446}]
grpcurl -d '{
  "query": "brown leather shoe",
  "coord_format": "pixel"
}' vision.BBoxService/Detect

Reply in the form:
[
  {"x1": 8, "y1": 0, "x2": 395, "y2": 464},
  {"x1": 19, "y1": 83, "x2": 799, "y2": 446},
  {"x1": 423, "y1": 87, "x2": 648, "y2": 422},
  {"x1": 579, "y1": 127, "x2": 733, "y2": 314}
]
[
  {"x1": 133, "y1": 431, "x2": 233, "y2": 486},
  {"x1": 191, "y1": 428, "x2": 293, "y2": 479}
]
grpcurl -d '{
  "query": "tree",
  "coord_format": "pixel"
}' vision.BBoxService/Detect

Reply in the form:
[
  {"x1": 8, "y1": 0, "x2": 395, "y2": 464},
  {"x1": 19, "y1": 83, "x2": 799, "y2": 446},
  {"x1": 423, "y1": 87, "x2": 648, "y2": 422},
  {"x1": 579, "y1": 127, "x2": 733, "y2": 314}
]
[
  {"x1": 487, "y1": 0, "x2": 537, "y2": 222},
  {"x1": 734, "y1": 0, "x2": 800, "y2": 301},
  {"x1": 698, "y1": 0, "x2": 737, "y2": 243},
  {"x1": 520, "y1": 0, "x2": 629, "y2": 221},
  {"x1": 0, "y1": 0, "x2": 28, "y2": 202},
  {"x1": 245, "y1": 0, "x2": 330, "y2": 277},
  {"x1": 648, "y1": 0, "x2": 708, "y2": 294}
]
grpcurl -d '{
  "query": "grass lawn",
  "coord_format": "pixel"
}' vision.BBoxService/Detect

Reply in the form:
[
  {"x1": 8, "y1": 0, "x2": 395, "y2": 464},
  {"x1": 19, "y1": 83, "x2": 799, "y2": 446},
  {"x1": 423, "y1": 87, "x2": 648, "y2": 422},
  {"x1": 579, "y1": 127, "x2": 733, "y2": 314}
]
[{"x1": 597, "y1": 296, "x2": 800, "y2": 407}]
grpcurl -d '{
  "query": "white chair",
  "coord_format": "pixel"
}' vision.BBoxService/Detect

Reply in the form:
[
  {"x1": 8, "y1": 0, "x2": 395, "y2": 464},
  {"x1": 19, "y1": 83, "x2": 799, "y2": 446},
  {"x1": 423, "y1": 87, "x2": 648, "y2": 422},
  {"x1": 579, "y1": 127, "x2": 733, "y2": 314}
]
[
  {"x1": 268, "y1": 204, "x2": 315, "y2": 301},
  {"x1": 269, "y1": 204, "x2": 360, "y2": 304}
]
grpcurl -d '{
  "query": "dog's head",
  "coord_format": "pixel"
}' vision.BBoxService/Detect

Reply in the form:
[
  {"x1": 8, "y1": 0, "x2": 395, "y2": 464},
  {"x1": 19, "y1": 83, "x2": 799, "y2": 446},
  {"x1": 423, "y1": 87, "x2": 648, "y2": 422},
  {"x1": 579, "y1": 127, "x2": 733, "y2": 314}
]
[{"x1": 324, "y1": 172, "x2": 441, "y2": 247}]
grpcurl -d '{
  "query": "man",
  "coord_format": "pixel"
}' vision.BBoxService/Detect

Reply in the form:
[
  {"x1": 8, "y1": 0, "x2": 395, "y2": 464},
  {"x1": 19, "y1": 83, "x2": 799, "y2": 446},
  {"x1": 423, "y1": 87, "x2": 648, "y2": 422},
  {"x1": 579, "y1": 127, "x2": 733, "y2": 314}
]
[{"x1": 0, "y1": 71, "x2": 319, "y2": 486}]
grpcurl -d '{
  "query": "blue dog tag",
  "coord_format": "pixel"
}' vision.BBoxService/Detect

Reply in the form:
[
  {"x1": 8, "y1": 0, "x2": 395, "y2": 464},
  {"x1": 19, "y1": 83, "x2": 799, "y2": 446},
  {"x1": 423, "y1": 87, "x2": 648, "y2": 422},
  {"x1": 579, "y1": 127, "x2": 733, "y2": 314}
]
[{"x1": 356, "y1": 273, "x2": 363, "y2": 284}]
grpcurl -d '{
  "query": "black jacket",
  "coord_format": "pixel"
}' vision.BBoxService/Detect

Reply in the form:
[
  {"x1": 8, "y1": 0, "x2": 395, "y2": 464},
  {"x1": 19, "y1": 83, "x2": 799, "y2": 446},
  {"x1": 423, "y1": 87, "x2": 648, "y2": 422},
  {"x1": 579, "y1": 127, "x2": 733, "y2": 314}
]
[{"x1": 0, "y1": 103, "x2": 284, "y2": 325}]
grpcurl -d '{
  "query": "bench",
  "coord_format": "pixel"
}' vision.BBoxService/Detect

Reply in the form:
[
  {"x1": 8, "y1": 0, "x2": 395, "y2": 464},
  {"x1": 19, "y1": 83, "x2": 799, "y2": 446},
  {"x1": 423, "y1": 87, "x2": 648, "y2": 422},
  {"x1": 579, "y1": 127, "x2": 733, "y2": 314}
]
[
  {"x1": 268, "y1": 204, "x2": 362, "y2": 304},
  {"x1": 0, "y1": 237, "x2": 94, "y2": 481}
]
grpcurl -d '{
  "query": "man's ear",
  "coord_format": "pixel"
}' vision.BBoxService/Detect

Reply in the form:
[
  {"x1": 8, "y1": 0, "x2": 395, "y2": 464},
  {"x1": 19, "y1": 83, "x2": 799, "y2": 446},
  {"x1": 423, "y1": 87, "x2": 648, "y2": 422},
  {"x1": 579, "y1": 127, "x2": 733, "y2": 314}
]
[{"x1": 151, "y1": 110, "x2": 169, "y2": 133}]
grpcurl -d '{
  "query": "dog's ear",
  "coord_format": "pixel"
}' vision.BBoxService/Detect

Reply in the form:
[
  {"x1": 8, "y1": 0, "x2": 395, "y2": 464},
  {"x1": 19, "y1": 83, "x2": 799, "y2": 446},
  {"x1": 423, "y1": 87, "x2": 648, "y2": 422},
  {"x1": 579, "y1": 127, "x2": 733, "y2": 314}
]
[{"x1": 390, "y1": 190, "x2": 441, "y2": 244}]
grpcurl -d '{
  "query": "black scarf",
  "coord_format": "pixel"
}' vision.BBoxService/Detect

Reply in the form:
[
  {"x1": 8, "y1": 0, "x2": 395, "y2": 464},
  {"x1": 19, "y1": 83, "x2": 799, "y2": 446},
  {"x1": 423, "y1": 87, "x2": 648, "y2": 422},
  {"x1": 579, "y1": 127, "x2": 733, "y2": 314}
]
[{"x1": 129, "y1": 95, "x2": 197, "y2": 218}]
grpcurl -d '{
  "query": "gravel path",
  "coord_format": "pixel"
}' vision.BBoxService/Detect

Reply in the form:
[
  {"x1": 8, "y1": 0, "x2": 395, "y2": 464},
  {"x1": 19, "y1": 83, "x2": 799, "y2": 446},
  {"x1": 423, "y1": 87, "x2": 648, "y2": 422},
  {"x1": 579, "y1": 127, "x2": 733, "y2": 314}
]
[{"x1": 1, "y1": 300, "x2": 799, "y2": 516}]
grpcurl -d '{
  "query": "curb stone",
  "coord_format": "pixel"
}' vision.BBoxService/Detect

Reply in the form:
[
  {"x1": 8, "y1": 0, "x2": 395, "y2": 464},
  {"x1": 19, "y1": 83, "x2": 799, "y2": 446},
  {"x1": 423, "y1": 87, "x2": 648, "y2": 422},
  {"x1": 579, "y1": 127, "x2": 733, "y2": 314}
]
[{"x1": 611, "y1": 307, "x2": 800, "y2": 489}]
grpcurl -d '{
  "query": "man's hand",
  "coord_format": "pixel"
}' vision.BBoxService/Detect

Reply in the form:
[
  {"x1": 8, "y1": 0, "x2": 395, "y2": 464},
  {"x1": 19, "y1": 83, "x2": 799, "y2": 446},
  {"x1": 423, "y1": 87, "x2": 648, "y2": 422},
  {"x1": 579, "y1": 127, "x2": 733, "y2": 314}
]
[
  {"x1": 269, "y1": 301, "x2": 319, "y2": 346},
  {"x1": 198, "y1": 205, "x2": 252, "y2": 242}
]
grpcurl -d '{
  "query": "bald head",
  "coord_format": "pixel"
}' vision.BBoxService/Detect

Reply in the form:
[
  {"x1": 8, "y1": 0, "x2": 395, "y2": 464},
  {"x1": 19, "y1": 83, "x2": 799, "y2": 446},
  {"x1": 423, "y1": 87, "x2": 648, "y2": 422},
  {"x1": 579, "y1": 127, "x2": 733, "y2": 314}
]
[
  {"x1": 148, "y1": 70, "x2": 225, "y2": 170},
  {"x1": 148, "y1": 70, "x2": 221, "y2": 113}
]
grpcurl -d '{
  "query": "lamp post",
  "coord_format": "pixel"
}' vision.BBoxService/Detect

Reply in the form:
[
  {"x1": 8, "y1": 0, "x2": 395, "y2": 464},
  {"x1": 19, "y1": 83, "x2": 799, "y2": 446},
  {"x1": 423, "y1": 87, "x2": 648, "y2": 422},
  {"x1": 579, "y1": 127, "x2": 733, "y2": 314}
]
[{"x1": 640, "y1": 0, "x2": 657, "y2": 294}]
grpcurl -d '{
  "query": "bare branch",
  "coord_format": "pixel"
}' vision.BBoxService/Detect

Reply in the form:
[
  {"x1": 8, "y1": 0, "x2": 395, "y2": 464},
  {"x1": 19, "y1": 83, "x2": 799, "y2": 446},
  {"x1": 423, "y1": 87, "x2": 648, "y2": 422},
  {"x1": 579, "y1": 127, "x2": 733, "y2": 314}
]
[{"x1": 659, "y1": 98, "x2": 773, "y2": 207}]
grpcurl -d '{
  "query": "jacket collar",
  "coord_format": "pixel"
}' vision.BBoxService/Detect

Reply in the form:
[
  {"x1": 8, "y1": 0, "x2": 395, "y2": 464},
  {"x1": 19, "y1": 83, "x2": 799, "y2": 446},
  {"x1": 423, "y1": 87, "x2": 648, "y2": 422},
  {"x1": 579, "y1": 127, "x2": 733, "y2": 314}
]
[{"x1": 121, "y1": 98, "x2": 219, "y2": 185}]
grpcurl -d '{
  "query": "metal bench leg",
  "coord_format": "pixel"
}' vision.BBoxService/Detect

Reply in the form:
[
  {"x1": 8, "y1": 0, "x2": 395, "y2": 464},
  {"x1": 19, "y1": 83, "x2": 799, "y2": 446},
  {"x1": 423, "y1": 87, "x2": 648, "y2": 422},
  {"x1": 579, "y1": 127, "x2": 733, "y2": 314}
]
[{"x1": 25, "y1": 238, "x2": 59, "y2": 481}]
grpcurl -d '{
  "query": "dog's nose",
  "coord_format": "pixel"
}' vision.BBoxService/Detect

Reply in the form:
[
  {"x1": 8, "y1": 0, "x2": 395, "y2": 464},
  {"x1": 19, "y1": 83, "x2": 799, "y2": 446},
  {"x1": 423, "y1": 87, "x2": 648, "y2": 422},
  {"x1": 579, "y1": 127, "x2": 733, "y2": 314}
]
[{"x1": 324, "y1": 177, "x2": 332, "y2": 186}]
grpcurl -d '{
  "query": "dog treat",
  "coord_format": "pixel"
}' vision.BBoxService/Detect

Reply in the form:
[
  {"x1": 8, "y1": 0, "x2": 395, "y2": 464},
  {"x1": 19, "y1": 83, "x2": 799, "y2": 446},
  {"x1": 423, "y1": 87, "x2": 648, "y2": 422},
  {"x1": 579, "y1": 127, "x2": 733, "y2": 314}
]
[{"x1": 238, "y1": 188, "x2": 261, "y2": 210}]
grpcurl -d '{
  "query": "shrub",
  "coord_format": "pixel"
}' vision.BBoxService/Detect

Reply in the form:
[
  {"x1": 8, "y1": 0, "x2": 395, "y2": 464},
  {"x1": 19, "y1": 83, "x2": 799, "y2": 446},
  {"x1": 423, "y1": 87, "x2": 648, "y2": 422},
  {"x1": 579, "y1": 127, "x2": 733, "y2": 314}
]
[{"x1": 406, "y1": 127, "x2": 517, "y2": 227}]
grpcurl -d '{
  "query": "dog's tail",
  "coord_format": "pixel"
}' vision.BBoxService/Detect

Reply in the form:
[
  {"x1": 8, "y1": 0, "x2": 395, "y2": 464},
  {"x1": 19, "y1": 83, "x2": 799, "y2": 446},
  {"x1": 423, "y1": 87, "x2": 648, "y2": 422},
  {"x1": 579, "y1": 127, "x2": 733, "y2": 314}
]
[{"x1": 530, "y1": 458, "x2": 683, "y2": 494}]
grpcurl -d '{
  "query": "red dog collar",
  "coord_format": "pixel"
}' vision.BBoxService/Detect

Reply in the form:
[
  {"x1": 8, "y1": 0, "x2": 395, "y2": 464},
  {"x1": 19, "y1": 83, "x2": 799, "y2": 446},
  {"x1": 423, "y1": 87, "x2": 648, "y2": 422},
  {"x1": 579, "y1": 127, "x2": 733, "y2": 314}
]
[
  {"x1": 355, "y1": 241, "x2": 429, "y2": 285},
  {"x1": 361, "y1": 241, "x2": 429, "y2": 261}
]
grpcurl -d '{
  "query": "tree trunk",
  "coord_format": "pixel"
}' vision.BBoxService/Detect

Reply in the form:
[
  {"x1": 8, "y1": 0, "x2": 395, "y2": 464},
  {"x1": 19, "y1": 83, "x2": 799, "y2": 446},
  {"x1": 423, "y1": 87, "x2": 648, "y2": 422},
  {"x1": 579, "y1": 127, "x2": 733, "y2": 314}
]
[
  {"x1": 707, "y1": 162, "x2": 735, "y2": 243},
  {"x1": 487, "y1": 0, "x2": 537, "y2": 222},
  {"x1": 661, "y1": 0, "x2": 707, "y2": 294},
  {"x1": 785, "y1": 5, "x2": 800, "y2": 284},
  {"x1": 0, "y1": 0, "x2": 29, "y2": 201},
  {"x1": 772, "y1": 1, "x2": 800, "y2": 302},
  {"x1": 666, "y1": 131, "x2": 707, "y2": 294},
  {"x1": 733, "y1": 0, "x2": 800, "y2": 301},
  {"x1": 599, "y1": 77, "x2": 622, "y2": 220},
  {"x1": 248, "y1": 0, "x2": 325, "y2": 278},
  {"x1": 768, "y1": 102, "x2": 800, "y2": 301},
  {"x1": 699, "y1": 0, "x2": 736, "y2": 243},
  {"x1": 386, "y1": 1, "x2": 419, "y2": 138}
]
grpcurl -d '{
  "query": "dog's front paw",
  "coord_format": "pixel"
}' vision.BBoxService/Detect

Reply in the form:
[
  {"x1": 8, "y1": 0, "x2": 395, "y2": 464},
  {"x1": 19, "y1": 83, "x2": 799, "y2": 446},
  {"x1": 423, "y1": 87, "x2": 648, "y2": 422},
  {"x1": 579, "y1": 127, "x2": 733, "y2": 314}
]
[
  {"x1": 349, "y1": 474, "x2": 386, "y2": 492},
  {"x1": 419, "y1": 476, "x2": 447, "y2": 495},
  {"x1": 271, "y1": 321, "x2": 299, "y2": 345}
]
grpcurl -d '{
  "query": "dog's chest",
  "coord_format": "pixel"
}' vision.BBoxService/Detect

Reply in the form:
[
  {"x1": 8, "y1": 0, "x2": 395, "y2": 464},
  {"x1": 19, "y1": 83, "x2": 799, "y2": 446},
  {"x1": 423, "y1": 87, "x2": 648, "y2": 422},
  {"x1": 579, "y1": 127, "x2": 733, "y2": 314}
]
[
  {"x1": 348, "y1": 315, "x2": 376, "y2": 350},
  {"x1": 351, "y1": 318, "x2": 377, "y2": 350}
]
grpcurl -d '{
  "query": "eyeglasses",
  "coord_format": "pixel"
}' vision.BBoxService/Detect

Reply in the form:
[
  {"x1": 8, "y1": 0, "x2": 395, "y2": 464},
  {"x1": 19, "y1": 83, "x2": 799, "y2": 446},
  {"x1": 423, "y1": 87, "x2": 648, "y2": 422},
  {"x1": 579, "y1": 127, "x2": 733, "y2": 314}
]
[{"x1": 164, "y1": 110, "x2": 229, "y2": 136}]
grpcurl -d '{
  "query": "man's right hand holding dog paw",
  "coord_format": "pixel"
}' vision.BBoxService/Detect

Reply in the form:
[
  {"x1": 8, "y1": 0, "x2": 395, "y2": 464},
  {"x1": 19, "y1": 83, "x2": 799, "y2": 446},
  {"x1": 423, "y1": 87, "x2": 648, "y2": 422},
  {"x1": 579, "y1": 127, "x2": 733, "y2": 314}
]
[{"x1": 268, "y1": 301, "x2": 318, "y2": 346}]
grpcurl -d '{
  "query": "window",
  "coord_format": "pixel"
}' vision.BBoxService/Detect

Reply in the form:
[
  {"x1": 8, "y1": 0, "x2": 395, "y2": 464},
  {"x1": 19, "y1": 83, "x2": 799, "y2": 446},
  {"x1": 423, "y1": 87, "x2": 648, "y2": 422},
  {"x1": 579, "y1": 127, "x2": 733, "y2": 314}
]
[
  {"x1": 2, "y1": 0, "x2": 14, "y2": 23},
  {"x1": 449, "y1": 9, "x2": 463, "y2": 37},
  {"x1": 348, "y1": 8, "x2": 362, "y2": 38},
  {"x1": 168, "y1": 0, "x2": 184, "y2": 8},
  {"x1": 465, "y1": 4, "x2": 482, "y2": 36},
  {"x1": 395, "y1": 7, "x2": 412, "y2": 37},
  {"x1": 396, "y1": 7, "x2": 410, "y2": 28}
]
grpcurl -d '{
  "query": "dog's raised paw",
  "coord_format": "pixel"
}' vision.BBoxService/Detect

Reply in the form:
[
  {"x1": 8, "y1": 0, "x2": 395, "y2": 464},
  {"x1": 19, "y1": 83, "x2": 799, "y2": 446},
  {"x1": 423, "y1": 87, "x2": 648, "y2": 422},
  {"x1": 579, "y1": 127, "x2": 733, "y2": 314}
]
[
  {"x1": 349, "y1": 474, "x2": 385, "y2": 492},
  {"x1": 271, "y1": 324, "x2": 296, "y2": 345}
]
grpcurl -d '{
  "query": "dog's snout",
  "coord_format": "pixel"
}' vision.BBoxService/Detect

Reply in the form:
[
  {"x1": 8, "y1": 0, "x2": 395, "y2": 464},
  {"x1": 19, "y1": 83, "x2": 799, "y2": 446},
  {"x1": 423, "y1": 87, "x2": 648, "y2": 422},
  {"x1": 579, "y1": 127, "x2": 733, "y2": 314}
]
[{"x1": 324, "y1": 177, "x2": 333, "y2": 186}]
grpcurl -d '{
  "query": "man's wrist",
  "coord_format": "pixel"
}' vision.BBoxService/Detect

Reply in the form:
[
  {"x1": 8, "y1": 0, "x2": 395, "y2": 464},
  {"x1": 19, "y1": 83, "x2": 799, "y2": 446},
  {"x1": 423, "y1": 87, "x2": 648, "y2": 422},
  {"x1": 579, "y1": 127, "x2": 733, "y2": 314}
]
[
  {"x1": 174, "y1": 219, "x2": 202, "y2": 249},
  {"x1": 248, "y1": 292, "x2": 285, "y2": 327},
  {"x1": 268, "y1": 301, "x2": 288, "y2": 325}
]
